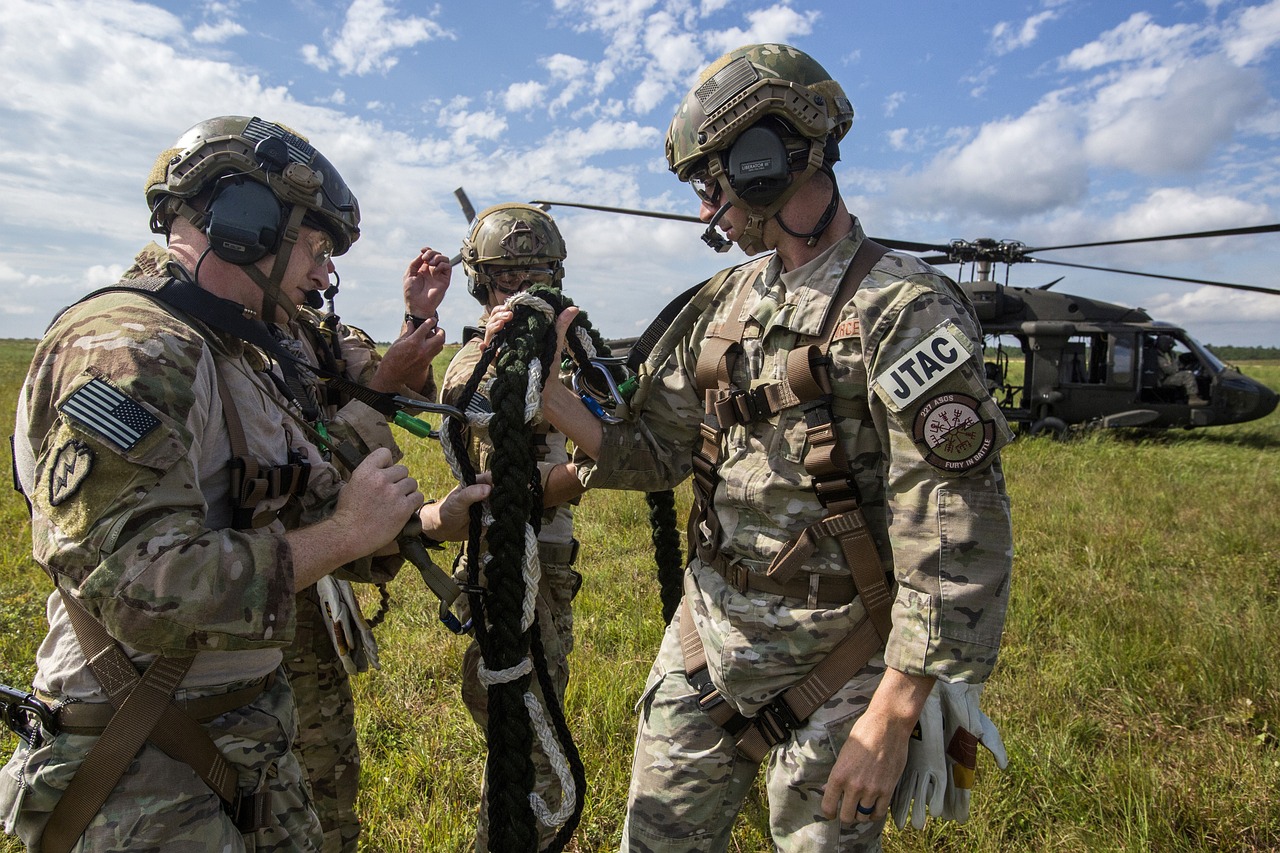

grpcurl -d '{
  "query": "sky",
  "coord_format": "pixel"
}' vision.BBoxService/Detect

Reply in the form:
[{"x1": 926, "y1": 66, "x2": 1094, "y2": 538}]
[{"x1": 3, "y1": 0, "x2": 1280, "y2": 348}]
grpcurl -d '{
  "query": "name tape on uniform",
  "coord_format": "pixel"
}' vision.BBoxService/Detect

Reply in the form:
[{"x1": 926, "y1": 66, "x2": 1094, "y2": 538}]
[{"x1": 872, "y1": 321, "x2": 972, "y2": 408}]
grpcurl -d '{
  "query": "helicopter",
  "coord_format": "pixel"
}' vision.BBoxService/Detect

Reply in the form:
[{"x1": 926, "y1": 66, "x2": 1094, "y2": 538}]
[{"x1": 451, "y1": 190, "x2": 1280, "y2": 436}]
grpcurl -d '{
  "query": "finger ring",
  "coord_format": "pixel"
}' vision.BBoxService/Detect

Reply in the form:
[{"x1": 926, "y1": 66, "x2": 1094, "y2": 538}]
[{"x1": 855, "y1": 802, "x2": 874, "y2": 816}]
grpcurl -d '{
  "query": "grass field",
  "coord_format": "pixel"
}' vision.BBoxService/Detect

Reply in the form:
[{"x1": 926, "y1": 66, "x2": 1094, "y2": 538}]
[{"x1": 2, "y1": 340, "x2": 1278, "y2": 852}]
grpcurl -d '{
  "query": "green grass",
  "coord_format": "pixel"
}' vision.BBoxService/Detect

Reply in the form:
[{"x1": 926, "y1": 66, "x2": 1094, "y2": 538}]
[{"x1": 2, "y1": 342, "x2": 1279, "y2": 851}]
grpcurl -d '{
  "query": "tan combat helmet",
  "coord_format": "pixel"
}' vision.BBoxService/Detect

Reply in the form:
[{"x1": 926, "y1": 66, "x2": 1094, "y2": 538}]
[
  {"x1": 145, "y1": 116, "x2": 360, "y2": 320},
  {"x1": 460, "y1": 203, "x2": 567, "y2": 305},
  {"x1": 666, "y1": 44, "x2": 854, "y2": 253}
]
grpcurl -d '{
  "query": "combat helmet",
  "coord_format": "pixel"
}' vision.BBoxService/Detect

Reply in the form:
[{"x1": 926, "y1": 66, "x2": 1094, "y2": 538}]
[
  {"x1": 461, "y1": 203, "x2": 567, "y2": 305},
  {"x1": 145, "y1": 116, "x2": 360, "y2": 320},
  {"x1": 666, "y1": 44, "x2": 853, "y2": 253}
]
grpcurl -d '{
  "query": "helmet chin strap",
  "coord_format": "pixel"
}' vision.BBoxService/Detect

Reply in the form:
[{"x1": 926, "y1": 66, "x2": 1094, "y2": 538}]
[
  {"x1": 241, "y1": 204, "x2": 307, "y2": 322},
  {"x1": 706, "y1": 139, "x2": 826, "y2": 256}
]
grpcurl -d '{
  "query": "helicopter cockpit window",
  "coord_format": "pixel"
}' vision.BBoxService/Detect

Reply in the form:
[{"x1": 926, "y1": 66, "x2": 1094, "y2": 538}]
[
  {"x1": 1060, "y1": 335, "x2": 1108, "y2": 385},
  {"x1": 1110, "y1": 336, "x2": 1133, "y2": 385}
]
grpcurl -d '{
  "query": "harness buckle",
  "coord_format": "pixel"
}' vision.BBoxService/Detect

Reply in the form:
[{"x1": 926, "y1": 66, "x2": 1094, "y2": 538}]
[
  {"x1": 755, "y1": 695, "x2": 804, "y2": 747},
  {"x1": 813, "y1": 475, "x2": 860, "y2": 508},
  {"x1": 228, "y1": 788, "x2": 271, "y2": 834}
]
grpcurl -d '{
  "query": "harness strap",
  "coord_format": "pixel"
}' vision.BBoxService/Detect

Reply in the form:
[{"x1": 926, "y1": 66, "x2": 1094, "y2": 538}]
[
  {"x1": 215, "y1": 365, "x2": 310, "y2": 530},
  {"x1": 679, "y1": 598, "x2": 883, "y2": 764},
  {"x1": 679, "y1": 238, "x2": 898, "y2": 756},
  {"x1": 43, "y1": 593, "x2": 270, "y2": 853},
  {"x1": 703, "y1": 550, "x2": 855, "y2": 609}
]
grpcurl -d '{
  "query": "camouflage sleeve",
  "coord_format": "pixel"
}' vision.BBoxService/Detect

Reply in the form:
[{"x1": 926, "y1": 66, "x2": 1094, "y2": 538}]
[
  {"x1": 575, "y1": 274, "x2": 742, "y2": 493},
  {"x1": 23, "y1": 296, "x2": 298, "y2": 657},
  {"x1": 862, "y1": 264, "x2": 1014, "y2": 683}
]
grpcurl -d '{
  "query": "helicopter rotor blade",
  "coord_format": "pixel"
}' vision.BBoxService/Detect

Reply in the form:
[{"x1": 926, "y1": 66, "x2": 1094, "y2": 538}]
[
  {"x1": 1026, "y1": 222, "x2": 1280, "y2": 253},
  {"x1": 875, "y1": 238, "x2": 952, "y2": 253},
  {"x1": 529, "y1": 200, "x2": 702, "y2": 223},
  {"x1": 454, "y1": 187, "x2": 477, "y2": 225},
  {"x1": 1029, "y1": 258, "x2": 1280, "y2": 296}
]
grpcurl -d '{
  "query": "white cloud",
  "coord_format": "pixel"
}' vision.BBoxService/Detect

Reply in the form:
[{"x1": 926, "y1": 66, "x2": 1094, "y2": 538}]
[
  {"x1": 702, "y1": 5, "x2": 821, "y2": 55},
  {"x1": 884, "y1": 91, "x2": 906, "y2": 117},
  {"x1": 192, "y1": 19, "x2": 246, "y2": 43},
  {"x1": 304, "y1": 0, "x2": 453, "y2": 77},
  {"x1": 1061, "y1": 12, "x2": 1201, "y2": 71},
  {"x1": 504, "y1": 81, "x2": 549, "y2": 112},
  {"x1": 1221, "y1": 0, "x2": 1280, "y2": 64},
  {"x1": 898, "y1": 105, "x2": 1089, "y2": 218},
  {"x1": 1084, "y1": 57, "x2": 1265, "y2": 174},
  {"x1": 990, "y1": 9, "x2": 1059, "y2": 55}
]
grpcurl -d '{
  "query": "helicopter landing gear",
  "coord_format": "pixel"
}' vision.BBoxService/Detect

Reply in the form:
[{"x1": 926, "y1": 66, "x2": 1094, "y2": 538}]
[{"x1": 1028, "y1": 415, "x2": 1069, "y2": 440}]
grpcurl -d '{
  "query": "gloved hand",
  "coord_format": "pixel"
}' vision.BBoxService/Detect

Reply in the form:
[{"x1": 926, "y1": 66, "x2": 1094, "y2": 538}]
[
  {"x1": 889, "y1": 682, "x2": 946, "y2": 830},
  {"x1": 316, "y1": 575, "x2": 381, "y2": 675},
  {"x1": 936, "y1": 680, "x2": 1008, "y2": 823}
]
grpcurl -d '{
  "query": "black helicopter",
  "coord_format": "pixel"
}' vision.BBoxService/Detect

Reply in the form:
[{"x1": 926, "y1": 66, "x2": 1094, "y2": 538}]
[{"x1": 452, "y1": 191, "x2": 1279, "y2": 436}]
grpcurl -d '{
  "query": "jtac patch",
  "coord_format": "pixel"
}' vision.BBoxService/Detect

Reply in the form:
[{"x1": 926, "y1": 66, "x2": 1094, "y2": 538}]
[
  {"x1": 872, "y1": 321, "x2": 971, "y2": 408},
  {"x1": 49, "y1": 439, "x2": 95, "y2": 506},
  {"x1": 59, "y1": 378, "x2": 161, "y2": 451},
  {"x1": 912, "y1": 393, "x2": 995, "y2": 472}
]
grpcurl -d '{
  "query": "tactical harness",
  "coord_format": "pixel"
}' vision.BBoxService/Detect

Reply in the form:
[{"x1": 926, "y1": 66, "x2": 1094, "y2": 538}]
[
  {"x1": 22, "y1": 274, "x2": 455, "y2": 852},
  {"x1": 679, "y1": 238, "x2": 895, "y2": 763}
]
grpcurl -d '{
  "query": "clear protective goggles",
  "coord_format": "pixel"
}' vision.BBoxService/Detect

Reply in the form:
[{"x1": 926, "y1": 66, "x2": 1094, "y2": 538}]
[{"x1": 484, "y1": 265, "x2": 557, "y2": 295}]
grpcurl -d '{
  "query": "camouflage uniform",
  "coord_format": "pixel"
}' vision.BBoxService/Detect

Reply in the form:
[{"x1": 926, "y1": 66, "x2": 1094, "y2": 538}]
[
  {"x1": 441, "y1": 319, "x2": 581, "y2": 852},
  {"x1": 576, "y1": 221, "x2": 1014, "y2": 852},
  {"x1": 276, "y1": 305, "x2": 427, "y2": 853},
  {"x1": 0, "y1": 289, "x2": 397, "y2": 851}
]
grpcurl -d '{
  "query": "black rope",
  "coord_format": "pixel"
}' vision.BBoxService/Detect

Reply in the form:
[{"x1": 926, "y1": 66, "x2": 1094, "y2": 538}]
[
  {"x1": 442, "y1": 283, "x2": 687, "y2": 850},
  {"x1": 444, "y1": 287, "x2": 583, "y2": 853}
]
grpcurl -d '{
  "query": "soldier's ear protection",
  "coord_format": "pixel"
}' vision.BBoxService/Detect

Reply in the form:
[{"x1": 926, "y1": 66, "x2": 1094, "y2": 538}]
[
  {"x1": 205, "y1": 177, "x2": 284, "y2": 265},
  {"x1": 724, "y1": 121, "x2": 841, "y2": 206},
  {"x1": 204, "y1": 137, "x2": 318, "y2": 265}
]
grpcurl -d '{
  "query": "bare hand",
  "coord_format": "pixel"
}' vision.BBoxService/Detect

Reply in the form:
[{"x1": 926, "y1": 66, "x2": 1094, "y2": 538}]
[
  {"x1": 481, "y1": 304, "x2": 578, "y2": 353},
  {"x1": 334, "y1": 447, "x2": 424, "y2": 551},
  {"x1": 421, "y1": 473, "x2": 493, "y2": 541},
  {"x1": 404, "y1": 247, "x2": 451, "y2": 320},
  {"x1": 370, "y1": 316, "x2": 442, "y2": 393},
  {"x1": 821, "y1": 670, "x2": 933, "y2": 825}
]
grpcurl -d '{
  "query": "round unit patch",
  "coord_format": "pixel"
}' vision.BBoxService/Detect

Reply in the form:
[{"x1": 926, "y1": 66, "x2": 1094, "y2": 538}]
[{"x1": 912, "y1": 393, "x2": 995, "y2": 472}]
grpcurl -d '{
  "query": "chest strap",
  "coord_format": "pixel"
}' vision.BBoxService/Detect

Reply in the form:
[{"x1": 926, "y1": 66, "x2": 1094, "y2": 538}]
[
  {"x1": 687, "y1": 240, "x2": 890, "y2": 614},
  {"x1": 215, "y1": 366, "x2": 311, "y2": 530},
  {"x1": 679, "y1": 598, "x2": 883, "y2": 764},
  {"x1": 42, "y1": 592, "x2": 269, "y2": 853}
]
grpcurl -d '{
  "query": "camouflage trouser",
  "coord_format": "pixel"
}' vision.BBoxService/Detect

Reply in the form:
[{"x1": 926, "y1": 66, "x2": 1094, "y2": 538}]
[
  {"x1": 621, "y1": 602, "x2": 889, "y2": 853},
  {"x1": 1162, "y1": 369, "x2": 1200, "y2": 398},
  {"x1": 0, "y1": 671, "x2": 322, "y2": 852},
  {"x1": 282, "y1": 585, "x2": 361, "y2": 853},
  {"x1": 459, "y1": 560, "x2": 582, "y2": 853}
]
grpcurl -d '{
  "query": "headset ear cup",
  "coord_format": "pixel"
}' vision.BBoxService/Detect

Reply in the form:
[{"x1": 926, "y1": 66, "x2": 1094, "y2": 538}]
[
  {"x1": 205, "y1": 178, "x2": 284, "y2": 264},
  {"x1": 726, "y1": 124, "x2": 792, "y2": 206}
]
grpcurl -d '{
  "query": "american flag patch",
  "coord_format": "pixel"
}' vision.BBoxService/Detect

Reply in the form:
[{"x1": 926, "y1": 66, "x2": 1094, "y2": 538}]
[{"x1": 59, "y1": 378, "x2": 161, "y2": 451}]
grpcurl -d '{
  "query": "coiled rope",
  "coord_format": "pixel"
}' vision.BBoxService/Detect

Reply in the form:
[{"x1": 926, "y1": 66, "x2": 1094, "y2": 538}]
[{"x1": 441, "y1": 284, "x2": 684, "y2": 851}]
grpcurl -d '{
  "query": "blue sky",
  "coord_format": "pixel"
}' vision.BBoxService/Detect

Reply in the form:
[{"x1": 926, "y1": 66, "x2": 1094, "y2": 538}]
[{"x1": 3, "y1": 0, "x2": 1280, "y2": 346}]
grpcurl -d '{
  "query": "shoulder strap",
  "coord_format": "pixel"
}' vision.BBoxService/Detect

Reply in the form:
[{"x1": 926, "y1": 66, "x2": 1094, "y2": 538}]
[
  {"x1": 43, "y1": 592, "x2": 267, "y2": 853},
  {"x1": 626, "y1": 261, "x2": 751, "y2": 375}
]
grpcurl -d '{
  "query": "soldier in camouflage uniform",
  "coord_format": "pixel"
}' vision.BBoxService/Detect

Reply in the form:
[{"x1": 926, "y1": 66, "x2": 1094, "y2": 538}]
[
  {"x1": 275, "y1": 247, "x2": 449, "y2": 853},
  {"x1": 441, "y1": 203, "x2": 586, "y2": 852},
  {"x1": 121, "y1": 239, "x2": 448, "y2": 852},
  {"x1": 531, "y1": 45, "x2": 1015, "y2": 851},
  {"x1": 0, "y1": 116, "x2": 486, "y2": 852}
]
